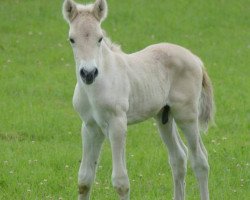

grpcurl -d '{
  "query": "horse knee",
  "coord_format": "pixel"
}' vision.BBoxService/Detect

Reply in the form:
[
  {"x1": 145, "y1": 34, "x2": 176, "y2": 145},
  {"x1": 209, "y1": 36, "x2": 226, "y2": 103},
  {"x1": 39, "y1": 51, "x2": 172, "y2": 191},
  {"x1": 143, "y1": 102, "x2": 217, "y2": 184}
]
[
  {"x1": 114, "y1": 185, "x2": 130, "y2": 198},
  {"x1": 112, "y1": 175, "x2": 130, "y2": 197},
  {"x1": 78, "y1": 184, "x2": 91, "y2": 196},
  {"x1": 78, "y1": 181, "x2": 92, "y2": 200},
  {"x1": 78, "y1": 175, "x2": 93, "y2": 197}
]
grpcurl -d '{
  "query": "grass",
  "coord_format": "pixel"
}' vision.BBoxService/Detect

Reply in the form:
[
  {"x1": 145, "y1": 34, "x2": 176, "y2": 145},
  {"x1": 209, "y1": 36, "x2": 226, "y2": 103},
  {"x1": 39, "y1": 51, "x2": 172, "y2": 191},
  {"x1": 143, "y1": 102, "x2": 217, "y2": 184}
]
[{"x1": 0, "y1": 0, "x2": 249, "y2": 199}]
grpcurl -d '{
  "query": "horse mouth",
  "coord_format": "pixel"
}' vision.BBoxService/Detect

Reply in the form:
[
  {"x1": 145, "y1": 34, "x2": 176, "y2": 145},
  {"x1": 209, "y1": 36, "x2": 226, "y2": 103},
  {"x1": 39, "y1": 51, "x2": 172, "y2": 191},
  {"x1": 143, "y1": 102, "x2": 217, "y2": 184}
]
[{"x1": 83, "y1": 76, "x2": 95, "y2": 85}]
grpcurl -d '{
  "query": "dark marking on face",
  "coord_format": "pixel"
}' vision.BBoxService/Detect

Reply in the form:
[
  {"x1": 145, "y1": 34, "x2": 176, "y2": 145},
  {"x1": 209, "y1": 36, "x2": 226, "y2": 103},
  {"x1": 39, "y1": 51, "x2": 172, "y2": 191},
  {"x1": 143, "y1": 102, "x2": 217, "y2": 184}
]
[{"x1": 162, "y1": 105, "x2": 170, "y2": 124}]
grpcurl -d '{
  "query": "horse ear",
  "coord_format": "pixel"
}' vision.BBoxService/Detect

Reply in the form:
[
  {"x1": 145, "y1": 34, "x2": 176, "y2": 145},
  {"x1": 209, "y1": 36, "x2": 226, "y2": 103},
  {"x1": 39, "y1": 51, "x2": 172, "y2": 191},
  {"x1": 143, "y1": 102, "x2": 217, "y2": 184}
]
[
  {"x1": 93, "y1": 0, "x2": 108, "y2": 22},
  {"x1": 62, "y1": 0, "x2": 78, "y2": 23}
]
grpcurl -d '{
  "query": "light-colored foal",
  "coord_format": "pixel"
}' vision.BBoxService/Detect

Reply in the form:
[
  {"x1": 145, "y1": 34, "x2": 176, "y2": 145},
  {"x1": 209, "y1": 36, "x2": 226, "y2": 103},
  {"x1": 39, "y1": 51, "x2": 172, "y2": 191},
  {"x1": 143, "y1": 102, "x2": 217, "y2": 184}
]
[{"x1": 62, "y1": 0, "x2": 215, "y2": 200}]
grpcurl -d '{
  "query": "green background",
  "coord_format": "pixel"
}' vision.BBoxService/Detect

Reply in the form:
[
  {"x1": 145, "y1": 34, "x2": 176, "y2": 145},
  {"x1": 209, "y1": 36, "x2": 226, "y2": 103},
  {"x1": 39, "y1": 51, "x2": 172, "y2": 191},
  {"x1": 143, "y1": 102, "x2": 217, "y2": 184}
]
[{"x1": 0, "y1": 0, "x2": 249, "y2": 199}]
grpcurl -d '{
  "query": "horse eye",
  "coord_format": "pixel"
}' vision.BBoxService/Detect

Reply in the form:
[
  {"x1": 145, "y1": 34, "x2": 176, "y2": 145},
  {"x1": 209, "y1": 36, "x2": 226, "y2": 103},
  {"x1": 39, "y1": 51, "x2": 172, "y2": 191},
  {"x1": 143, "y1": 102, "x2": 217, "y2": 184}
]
[
  {"x1": 69, "y1": 38, "x2": 75, "y2": 44},
  {"x1": 98, "y1": 37, "x2": 103, "y2": 43}
]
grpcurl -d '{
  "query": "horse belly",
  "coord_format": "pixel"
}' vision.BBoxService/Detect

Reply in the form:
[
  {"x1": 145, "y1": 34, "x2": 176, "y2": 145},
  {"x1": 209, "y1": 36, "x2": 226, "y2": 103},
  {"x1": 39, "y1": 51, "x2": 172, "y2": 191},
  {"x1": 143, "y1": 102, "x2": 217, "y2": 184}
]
[{"x1": 127, "y1": 85, "x2": 169, "y2": 124}]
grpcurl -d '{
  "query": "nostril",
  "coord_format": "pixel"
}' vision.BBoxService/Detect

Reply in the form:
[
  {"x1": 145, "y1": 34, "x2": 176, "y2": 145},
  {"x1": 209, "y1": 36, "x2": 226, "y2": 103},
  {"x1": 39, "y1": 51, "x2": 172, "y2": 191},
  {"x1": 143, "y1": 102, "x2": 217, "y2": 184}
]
[
  {"x1": 80, "y1": 68, "x2": 87, "y2": 78},
  {"x1": 93, "y1": 68, "x2": 98, "y2": 77}
]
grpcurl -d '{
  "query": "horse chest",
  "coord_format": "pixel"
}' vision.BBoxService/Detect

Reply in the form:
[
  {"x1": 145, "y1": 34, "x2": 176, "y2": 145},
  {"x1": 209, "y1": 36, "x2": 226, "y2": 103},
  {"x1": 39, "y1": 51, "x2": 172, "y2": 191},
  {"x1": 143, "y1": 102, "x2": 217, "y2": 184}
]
[{"x1": 72, "y1": 83, "x2": 119, "y2": 128}]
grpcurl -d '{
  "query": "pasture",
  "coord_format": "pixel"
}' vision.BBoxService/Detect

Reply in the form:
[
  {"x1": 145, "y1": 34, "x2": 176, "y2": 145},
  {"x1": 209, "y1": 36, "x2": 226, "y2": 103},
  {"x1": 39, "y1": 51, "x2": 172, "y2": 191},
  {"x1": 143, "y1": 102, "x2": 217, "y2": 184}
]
[{"x1": 0, "y1": 0, "x2": 249, "y2": 199}]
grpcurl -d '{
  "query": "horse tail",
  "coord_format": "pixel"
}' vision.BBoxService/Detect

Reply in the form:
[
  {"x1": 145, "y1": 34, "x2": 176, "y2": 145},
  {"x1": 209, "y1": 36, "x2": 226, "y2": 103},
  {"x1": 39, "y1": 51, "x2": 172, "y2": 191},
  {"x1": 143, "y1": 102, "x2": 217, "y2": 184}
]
[{"x1": 199, "y1": 66, "x2": 215, "y2": 132}]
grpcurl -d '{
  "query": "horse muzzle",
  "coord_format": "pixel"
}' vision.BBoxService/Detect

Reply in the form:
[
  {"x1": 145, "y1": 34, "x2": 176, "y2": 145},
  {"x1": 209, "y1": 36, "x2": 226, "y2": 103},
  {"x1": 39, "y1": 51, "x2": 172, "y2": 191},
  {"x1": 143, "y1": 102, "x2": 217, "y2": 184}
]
[{"x1": 79, "y1": 68, "x2": 98, "y2": 85}]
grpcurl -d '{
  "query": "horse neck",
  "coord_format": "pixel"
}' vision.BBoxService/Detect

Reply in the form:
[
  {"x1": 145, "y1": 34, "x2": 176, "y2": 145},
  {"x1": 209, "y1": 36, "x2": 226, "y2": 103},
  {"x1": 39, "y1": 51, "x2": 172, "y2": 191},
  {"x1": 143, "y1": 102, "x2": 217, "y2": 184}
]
[{"x1": 100, "y1": 40, "x2": 118, "y2": 69}]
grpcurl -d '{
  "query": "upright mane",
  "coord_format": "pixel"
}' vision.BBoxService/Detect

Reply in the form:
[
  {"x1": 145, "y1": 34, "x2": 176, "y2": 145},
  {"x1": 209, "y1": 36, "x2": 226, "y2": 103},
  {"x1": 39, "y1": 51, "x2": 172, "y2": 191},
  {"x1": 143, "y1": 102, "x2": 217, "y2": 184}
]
[{"x1": 102, "y1": 29, "x2": 122, "y2": 53}]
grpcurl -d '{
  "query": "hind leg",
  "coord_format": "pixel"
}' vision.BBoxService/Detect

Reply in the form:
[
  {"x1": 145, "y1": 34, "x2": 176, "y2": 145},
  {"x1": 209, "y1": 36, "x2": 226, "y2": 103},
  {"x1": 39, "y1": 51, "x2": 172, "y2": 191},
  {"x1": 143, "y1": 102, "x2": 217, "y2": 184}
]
[
  {"x1": 199, "y1": 137, "x2": 208, "y2": 159},
  {"x1": 173, "y1": 106, "x2": 210, "y2": 200},
  {"x1": 155, "y1": 113, "x2": 188, "y2": 200}
]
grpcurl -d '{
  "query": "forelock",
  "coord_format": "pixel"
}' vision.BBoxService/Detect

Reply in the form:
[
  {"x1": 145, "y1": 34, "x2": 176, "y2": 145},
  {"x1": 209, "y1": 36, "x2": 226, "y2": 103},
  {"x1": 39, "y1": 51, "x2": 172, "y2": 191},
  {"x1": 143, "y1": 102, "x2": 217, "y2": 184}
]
[
  {"x1": 71, "y1": 3, "x2": 99, "y2": 24},
  {"x1": 76, "y1": 4, "x2": 95, "y2": 18}
]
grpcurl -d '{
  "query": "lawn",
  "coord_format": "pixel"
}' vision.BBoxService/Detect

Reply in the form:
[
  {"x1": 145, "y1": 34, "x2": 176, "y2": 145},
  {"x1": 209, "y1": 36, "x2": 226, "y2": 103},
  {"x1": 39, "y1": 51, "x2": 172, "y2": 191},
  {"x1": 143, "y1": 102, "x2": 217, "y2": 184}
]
[{"x1": 0, "y1": 0, "x2": 249, "y2": 199}]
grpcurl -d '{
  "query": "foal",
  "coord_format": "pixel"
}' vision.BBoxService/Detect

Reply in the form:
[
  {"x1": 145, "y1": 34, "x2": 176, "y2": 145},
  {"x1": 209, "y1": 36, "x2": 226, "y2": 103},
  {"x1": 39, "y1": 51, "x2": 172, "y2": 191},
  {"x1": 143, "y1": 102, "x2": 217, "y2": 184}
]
[{"x1": 62, "y1": 0, "x2": 215, "y2": 200}]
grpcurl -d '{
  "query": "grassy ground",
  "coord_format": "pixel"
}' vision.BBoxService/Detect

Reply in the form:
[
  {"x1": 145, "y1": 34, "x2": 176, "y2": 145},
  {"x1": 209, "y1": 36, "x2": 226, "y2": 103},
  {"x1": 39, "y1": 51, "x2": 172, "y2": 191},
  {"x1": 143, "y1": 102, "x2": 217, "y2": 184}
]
[{"x1": 0, "y1": 0, "x2": 249, "y2": 199}]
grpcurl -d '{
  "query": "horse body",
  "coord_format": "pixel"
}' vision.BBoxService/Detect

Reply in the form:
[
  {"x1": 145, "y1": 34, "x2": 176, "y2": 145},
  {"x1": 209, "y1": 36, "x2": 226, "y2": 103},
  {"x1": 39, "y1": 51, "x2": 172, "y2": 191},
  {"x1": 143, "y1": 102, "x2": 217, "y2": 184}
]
[
  {"x1": 63, "y1": 1, "x2": 214, "y2": 200},
  {"x1": 74, "y1": 42, "x2": 203, "y2": 127}
]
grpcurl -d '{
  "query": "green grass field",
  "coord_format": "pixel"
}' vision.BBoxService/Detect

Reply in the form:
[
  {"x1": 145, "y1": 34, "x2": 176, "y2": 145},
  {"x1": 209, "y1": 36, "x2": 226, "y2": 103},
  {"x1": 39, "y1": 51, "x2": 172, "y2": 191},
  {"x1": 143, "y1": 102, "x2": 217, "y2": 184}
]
[{"x1": 0, "y1": 0, "x2": 249, "y2": 199}]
